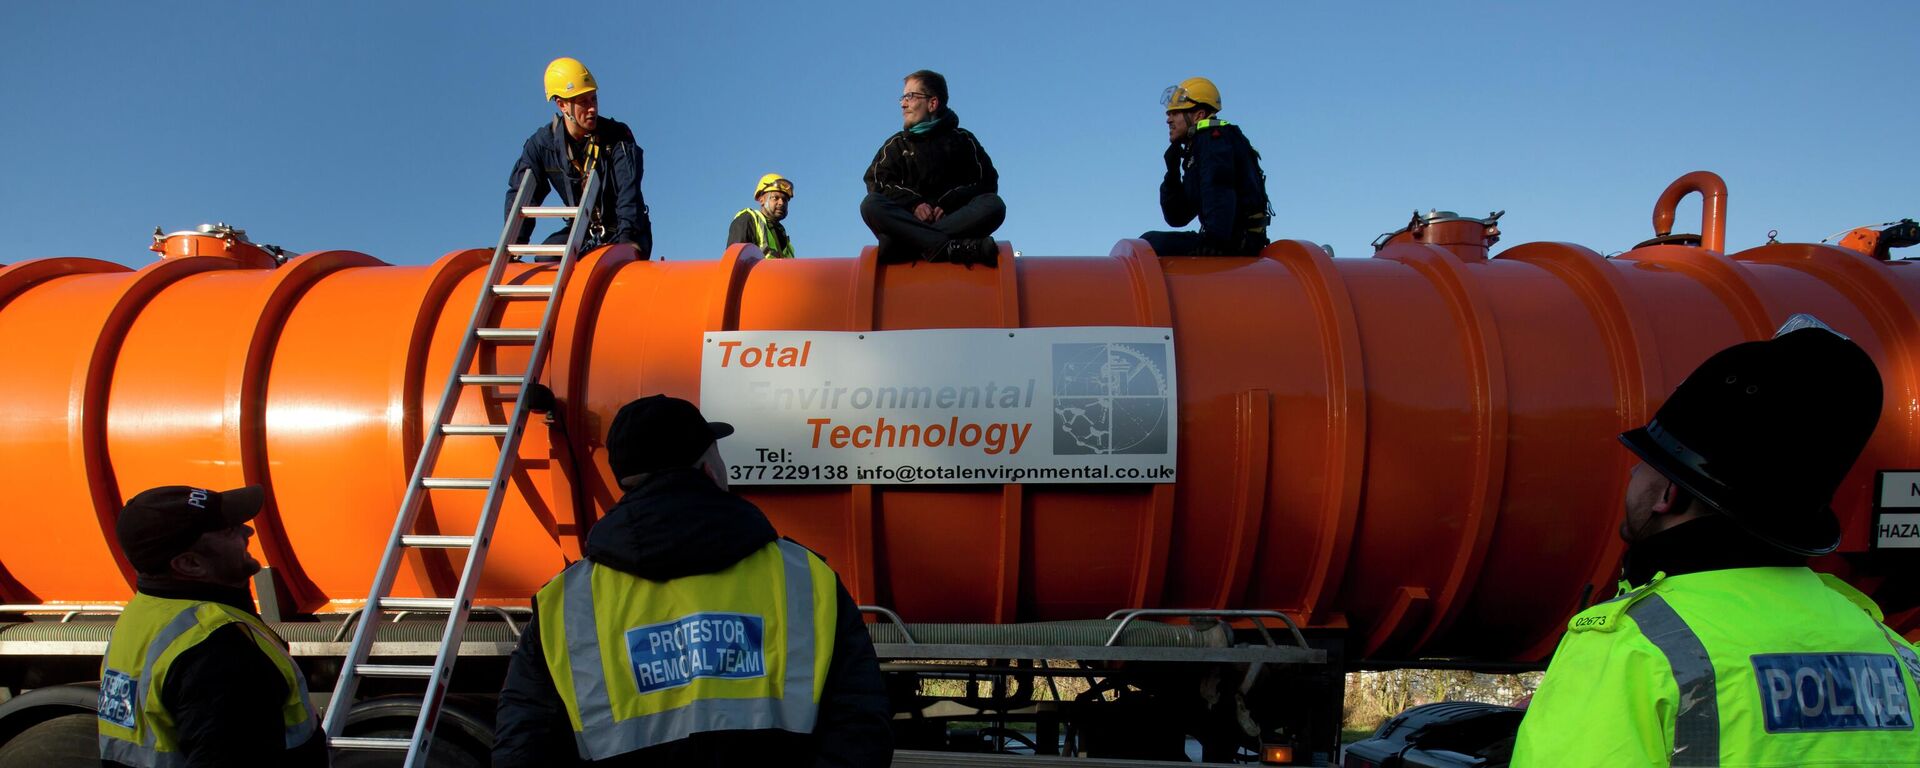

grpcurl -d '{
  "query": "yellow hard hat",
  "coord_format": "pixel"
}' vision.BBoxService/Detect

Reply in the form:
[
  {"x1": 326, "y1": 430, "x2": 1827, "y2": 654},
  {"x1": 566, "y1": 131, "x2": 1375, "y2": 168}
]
[
  {"x1": 755, "y1": 173, "x2": 794, "y2": 200},
  {"x1": 1160, "y1": 77, "x2": 1221, "y2": 113},
  {"x1": 544, "y1": 57, "x2": 598, "y2": 101}
]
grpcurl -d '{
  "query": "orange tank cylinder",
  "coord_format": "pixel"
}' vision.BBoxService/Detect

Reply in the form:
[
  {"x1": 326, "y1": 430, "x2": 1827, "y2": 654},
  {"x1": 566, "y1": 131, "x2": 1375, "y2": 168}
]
[{"x1": 1, "y1": 173, "x2": 1914, "y2": 661}]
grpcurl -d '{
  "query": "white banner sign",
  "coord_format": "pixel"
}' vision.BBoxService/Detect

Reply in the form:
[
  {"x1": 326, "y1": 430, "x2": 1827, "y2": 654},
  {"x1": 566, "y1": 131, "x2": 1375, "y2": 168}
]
[{"x1": 699, "y1": 328, "x2": 1177, "y2": 485}]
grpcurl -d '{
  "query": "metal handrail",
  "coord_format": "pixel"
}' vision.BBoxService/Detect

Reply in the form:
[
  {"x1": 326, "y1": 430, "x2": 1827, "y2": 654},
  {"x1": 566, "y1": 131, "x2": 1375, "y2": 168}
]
[
  {"x1": 1101, "y1": 608, "x2": 1309, "y2": 650},
  {"x1": 0, "y1": 604, "x2": 126, "y2": 622},
  {"x1": 858, "y1": 605, "x2": 916, "y2": 644},
  {"x1": 326, "y1": 605, "x2": 532, "y2": 642}
]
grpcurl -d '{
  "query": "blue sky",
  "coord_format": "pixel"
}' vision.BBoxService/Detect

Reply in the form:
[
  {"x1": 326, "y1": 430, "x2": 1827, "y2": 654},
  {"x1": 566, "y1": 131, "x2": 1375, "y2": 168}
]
[{"x1": 3, "y1": 2, "x2": 1915, "y2": 267}]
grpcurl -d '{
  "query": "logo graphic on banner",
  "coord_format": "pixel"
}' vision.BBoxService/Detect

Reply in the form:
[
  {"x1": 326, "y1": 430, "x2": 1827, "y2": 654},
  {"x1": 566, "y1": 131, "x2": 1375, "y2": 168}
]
[
  {"x1": 1052, "y1": 342, "x2": 1171, "y2": 455},
  {"x1": 700, "y1": 328, "x2": 1178, "y2": 485}
]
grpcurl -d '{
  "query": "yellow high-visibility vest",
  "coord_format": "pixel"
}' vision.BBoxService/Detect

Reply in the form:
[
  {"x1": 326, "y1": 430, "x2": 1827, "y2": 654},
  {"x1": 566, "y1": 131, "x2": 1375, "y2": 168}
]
[
  {"x1": 536, "y1": 539, "x2": 838, "y2": 760},
  {"x1": 97, "y1": 594, "x2": 315, "y2": 767},
  {"x1": 735, "y1": 208, "x2": 795, "y2": 258}
]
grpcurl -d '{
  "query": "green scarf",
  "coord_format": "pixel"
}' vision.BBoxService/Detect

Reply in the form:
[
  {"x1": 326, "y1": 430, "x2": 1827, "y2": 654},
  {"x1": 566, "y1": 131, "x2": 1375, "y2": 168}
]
[{"x1": 908, "y1": 113, "x2": 947, "y2": 135}]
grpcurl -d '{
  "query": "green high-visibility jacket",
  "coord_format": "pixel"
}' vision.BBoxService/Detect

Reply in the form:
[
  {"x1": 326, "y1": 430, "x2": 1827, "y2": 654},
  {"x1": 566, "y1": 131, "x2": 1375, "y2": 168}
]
[
  {"x1": 97, "y1": 593, "x2": 316, "y2": 767},
  {"x1": 1513, "y1": 567, "x2": 1920, "y2": 767}
]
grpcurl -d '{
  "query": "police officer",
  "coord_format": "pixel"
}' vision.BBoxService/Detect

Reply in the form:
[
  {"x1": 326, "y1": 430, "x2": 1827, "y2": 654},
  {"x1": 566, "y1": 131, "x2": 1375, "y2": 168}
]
[
  {"x1": 98, "y1": 485, "x2": 326, "y2": 767},
  {"x1": 1513, "y1": 318, "x2": 1920, "y2": 766},
  {"x1": 1142, "y1": 77, "x2": 1272, "y2": 257},
  {"x1": 727, "y1": 173, "x2": 796, "y2": 258},
  {"x1": 493, "y1": 395, "x2": 891, "y2": 766},
  {"x1": 506, "y1": 57, "x2": 654, "y2": 260}
]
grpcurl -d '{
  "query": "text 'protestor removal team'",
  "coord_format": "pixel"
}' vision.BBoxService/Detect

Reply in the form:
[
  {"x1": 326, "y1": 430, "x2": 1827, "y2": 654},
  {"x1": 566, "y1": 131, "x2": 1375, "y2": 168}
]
[
  {"x1": 87, "y1": 55, "x2": 1920, "y2": 768},
  {"x1": 508, "y1": 58, "x2": 1275, "y2": 264}
]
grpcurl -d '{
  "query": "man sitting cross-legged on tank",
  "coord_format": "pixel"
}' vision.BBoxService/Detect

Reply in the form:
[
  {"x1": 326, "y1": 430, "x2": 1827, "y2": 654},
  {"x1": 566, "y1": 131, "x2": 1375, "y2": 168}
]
[{"x1": 859, "y1": 69, "x2": 1005, "y2": 266}]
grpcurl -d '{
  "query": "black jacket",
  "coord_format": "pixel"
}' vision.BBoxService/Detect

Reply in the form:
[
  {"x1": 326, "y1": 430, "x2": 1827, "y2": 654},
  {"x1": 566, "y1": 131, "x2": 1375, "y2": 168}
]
[
  {"x1": 1161, "y1": 120, "x2": 1271, "y2": 251},
  {"x1": 506, "y1": 115, "x2": 653, "y2": 257},
  {"x1": 863, "y1": 107, "x2": 998, "y2": 211},
  {"x1": 493, "y1": 469, "x2": 893, "y2": 767},
  {"x1": 1620, "y1": 514, "x2": 1806, "y2": 588},
  {"x1": 104, "y1": 581, "x2": 327, "y2": 768}
]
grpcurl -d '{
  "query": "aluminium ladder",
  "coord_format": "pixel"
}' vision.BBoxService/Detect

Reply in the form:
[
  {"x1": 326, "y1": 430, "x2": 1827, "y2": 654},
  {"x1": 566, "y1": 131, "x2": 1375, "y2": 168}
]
[{"x1": 322, "y1": 167, "x2": 602, "y2": 766}]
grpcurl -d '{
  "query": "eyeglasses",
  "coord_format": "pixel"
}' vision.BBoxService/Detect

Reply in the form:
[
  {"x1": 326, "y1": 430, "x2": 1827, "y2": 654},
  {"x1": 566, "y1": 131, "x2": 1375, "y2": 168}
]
[{"x1": 899, "y1": 92, "x2": 932, "y2": 104}]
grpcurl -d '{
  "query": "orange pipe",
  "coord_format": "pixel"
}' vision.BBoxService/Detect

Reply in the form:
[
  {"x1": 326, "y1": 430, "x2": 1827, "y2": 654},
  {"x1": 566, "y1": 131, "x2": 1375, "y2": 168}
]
[
  {"x1": 4, "y1": 188, "x2": 1916, "y2": 662},
  {"x1": 1652, "y1": 170, "x2": 1729, "y2": 253}
]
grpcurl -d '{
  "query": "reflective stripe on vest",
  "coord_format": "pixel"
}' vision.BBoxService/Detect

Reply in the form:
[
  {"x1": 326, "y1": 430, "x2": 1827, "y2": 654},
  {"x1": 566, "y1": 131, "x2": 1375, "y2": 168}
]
[
  {"x1": 549, "y1": 539, "x2": 826, "y2": 760},
  {"x1": 736, "y1": 208, "x2": 793, "y2": 258},
  {"x1": 1625, "y1": 594, "x2": 1721, "y2": 766},
  {"x1": 1881, "y1": 626, "x2": 1920, "y2": 682},
  {"x1": 98, "y1": 596, "x2": 315, "y2": 767}
]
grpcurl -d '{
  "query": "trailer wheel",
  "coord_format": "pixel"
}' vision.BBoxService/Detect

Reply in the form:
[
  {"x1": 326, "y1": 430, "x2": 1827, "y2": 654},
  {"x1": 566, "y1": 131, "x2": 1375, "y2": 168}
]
[
  {"x1": 0, "y1": 683, "x2": 100, "y2": 767},
  {"x1": 0, "y1": 714, "x2": 97, "y2": 767},
  {"x1": 330, "y1": 695, "x2": 492, "y2": 768}
]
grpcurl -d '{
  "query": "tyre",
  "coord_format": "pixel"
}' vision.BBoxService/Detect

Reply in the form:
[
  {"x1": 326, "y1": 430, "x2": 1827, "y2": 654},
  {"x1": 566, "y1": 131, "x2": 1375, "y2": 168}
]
[
  {"x1": 0, "y1": 713, "x2": 99, "y2": 768},
  {"x1": 331, "y1": 728, "x2": 487, "y2": 768},
  {"x1": 330, "y1": 695, "x2": 492, "y2": 768}
]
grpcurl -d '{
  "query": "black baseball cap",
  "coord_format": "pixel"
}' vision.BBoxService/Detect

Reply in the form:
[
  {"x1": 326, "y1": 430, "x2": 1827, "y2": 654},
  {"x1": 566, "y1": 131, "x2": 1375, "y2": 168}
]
[
  {"x1": 606, "y1": 395, "x2": 735, "y2": 480},
  {"x1": 1618, "y1": 322, "x2": 1882, "y2": 556},
  {"x1": 116, "y1": 485, "x2": 265, "y2": 574}
]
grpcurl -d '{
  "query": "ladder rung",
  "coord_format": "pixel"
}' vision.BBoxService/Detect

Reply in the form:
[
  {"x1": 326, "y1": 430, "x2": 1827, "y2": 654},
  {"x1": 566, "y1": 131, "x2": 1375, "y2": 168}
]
[
  {"x1": 357, "y1": 664, "x2": 437, "y2": 679},
  {"x1": 379, "y1": 597, "x2": 459, "y2": 612},
  {"x1": 476, "y1": 327, "x2": 540, "y2": 342},
  {"x1": 441, "y1": 423, "x2": 510, "y2": 436},
  {"x1": 458, "y1": 374, "x2": 523, "y2": 386},
  {"x1": 492, "y1": 284, "x2": 554, "y2": 297},
  {"x1": 402, "y1": 535, "x2": 477, "y2": 549},
  {"x1": 422, "y1": 477, "x2": 492, "y2": 490},
  {"x1": 330, "y1": 736, "x2": 411, "y2": 751},
  {"x1": 507, "y1": 244, "x2": 566, "y2": 258},
  {"x1": 521, "y1": 205, "x2": 581, "y2": 219}
]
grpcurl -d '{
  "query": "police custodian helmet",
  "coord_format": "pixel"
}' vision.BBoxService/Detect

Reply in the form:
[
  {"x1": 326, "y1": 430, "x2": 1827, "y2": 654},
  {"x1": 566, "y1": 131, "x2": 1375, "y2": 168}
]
[{"x1": 1618, "y1": 316, "x2": 1884, "y2": 556}]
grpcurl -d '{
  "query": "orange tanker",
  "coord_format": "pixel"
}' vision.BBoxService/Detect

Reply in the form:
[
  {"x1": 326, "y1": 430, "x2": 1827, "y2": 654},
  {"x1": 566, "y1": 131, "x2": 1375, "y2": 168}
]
[{"x1": 1, "y1": 171, "x2": 1915, "y2": 671}]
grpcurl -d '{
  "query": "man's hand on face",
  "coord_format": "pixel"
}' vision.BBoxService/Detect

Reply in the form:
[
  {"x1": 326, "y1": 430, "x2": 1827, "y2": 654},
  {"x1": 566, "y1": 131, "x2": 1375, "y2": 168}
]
[
  {"x1": 914, "y1": 203, "x2": 936, "y2": 223},
  {"x1": 1164, "y1": 143, "x2": 1185, "y2": 172}
]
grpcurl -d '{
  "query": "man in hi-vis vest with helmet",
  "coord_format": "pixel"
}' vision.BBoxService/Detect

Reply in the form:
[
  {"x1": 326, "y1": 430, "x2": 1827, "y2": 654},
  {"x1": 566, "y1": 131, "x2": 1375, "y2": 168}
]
[
  {"x1": 493, "y1": 395, "x2": 891, "y2": 766},
  {"x1": 1513, "y1": 317, "x2": 1920, "y2": 766},
  {"x1": 1142, "y1": 76, "x2": 1272, "y2": 257},
  {"x1": 727, "y1": 173, "x2": 796, "y2": 258},
  {"x1": 506, "y1": 57, "x2": 654, "y2": 259},
  {"x1": 98, "y1": 485, "x2": 326, "y2": 767}
]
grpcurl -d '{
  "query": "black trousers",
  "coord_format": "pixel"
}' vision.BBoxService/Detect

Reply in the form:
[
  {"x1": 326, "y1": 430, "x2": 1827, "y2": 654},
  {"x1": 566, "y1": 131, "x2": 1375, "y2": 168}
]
[
  {"x1": 860, "y1": 193, "x2": 1006, "y2": 263},
  {"x1": 1141, "y1": 230, "x2": 1269, "y2": 257}
]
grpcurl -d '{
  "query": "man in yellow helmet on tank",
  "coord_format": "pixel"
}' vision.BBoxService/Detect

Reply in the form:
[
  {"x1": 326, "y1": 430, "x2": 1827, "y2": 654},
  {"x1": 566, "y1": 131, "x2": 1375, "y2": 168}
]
[
  {"x1": 727, "y1": 174, "x2": 796, "y2": 258},
  {"x1": 1142, "y1": 77, "x2": 1273, "y2": 257},
  {"x1": 505, "y1": 57, "x2": 653, "y2": 260}
]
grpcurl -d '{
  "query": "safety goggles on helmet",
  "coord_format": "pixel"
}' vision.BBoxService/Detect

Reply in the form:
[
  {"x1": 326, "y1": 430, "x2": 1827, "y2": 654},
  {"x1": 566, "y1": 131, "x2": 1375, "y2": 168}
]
[
  {"x1": 756, "y1": 177, "x2": 794, "y2": 199},
  {"x1": 1161, "y1": 78, "x2": 1221, "y2": 113}
]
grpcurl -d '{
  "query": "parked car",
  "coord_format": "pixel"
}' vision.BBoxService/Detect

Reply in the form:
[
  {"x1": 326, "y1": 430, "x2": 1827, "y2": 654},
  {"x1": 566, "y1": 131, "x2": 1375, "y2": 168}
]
[{"x1": 1340, "y1": 702, "x2": 1523, "y2": 768}]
